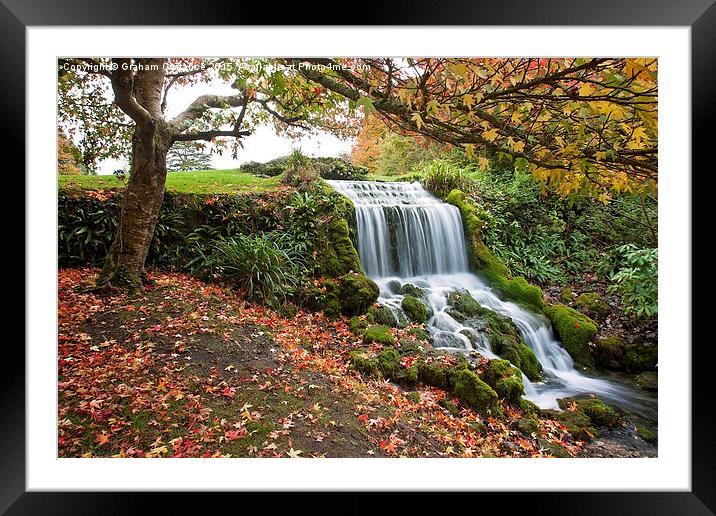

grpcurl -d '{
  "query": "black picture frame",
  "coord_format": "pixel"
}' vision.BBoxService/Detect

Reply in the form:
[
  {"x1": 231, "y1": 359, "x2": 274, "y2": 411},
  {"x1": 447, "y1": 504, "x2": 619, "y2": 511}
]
[{"x1": 7, "y1": 0, "x2": 712, "y2": 513}]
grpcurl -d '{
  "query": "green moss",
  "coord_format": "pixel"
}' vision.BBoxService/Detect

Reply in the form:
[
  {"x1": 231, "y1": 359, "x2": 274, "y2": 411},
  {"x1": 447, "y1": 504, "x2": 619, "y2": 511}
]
[
  {"x1": 376, "y1": 347, "x2": 401, "y2": 378},
  {"x1": 481, "y1": 359, "x2": 525, "y2": 405},
  {"x1": 560, "y1": 287, "x2": 574, "y2": 304},
  {"x1": 368, "y1": 305, "x2": 400, "y2": 327},
  {"x1": 517, "y1": 415, "x2": 539, "y2": 435},
  {"x1": 397, "y1": 339, "x2": 425, "y2": 355},
  {"x1": 575, "y1": 398, "x2": 621, "y2": 427},
  {"x1": 319, "y1": 218, "x2": 362, "y2": 277},
  {"x1": 575, "y1": 292, "x2": 610, "y2": 317},
  {"x1": 492, "y1": 276, "x2": 545, "y2": 311},
  {"x1": 636, "y1": 371, "x2": 658, "y2": 391},
  {"x1": 417, "y1": 361, "x2": 450, "y2": 390},
  {"x1": 447, "y1": 290, "x2": 489, "y2": 318},
  {"x1": 349, "y1": 349, "x2": 380, "y2": 377},
  {"x1": 552, "y1": 409, "x2": 597, "y2": 440},
  {"x1": 363, "y1": 325, "x2": 395, "y2": 346},
  {"x1": 401, "y1": 295, "x2": 428, "y2": 323},
  {"x1": 438, "y1": 397, "x2": 461, "y2": 416},
  {"x1": 637, "y1": 425, "x2": 657, "y2": 443},
  {"x1": 406, "y1": 391, "x2": 421, "y2": 403},
  {"x1": 394, "y1": 364, "x2": 420, "y2": 387},
  {"x1": 450, "y1": 369, "x2": 501, "y2": 415},
  {"x1": 336, "y1": 272, "x2": 380, "y2": 316},
  {"x1": 539, "y1": 438, "x2": 572, "y2": 458},
  {"x1": 593, "y1": 335, "x2": 625, "y2": 369},
  {"x1": 544, "y1": 304, "x2": 597, "y2": 367},
  {"x1": 349, "y1": 316, "x2": 369, "y2": 336},
  {"x1": 407, "y1": 326, "x2": 432, "y2": 343},
  {"x1": 519, "y1": 398, "x2": 541, "y2": 415},
  {"x1": 623, "y1": 344, "x2": 657, "y2": 372},
  {"x1": 400, "y1": 283, "x2": 425, "y2": 298},
  {"x1": 446, "y1": 189, "x2": 510, "y2": 280}
]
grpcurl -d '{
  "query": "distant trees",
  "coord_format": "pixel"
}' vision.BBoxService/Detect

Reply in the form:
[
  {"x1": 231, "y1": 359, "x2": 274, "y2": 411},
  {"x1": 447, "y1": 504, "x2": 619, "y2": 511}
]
[
  {"x1": 57, "y1": 129, "x2": 83, "y2": 176},
  {"x1": 167, "y1": 141, "x2": 213, "y2": 171}
]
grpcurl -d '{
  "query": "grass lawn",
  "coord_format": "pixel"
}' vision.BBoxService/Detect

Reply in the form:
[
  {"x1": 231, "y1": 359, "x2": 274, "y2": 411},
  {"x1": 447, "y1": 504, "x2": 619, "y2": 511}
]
[{"x1": 58, "y1": 169, "x2": 281, "y2": 194}]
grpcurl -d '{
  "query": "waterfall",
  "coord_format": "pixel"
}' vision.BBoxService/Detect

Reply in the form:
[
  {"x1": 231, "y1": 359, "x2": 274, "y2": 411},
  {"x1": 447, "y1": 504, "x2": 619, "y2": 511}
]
[{"x1": 328, "y1": 180, "x2": 656, "y2": 420}]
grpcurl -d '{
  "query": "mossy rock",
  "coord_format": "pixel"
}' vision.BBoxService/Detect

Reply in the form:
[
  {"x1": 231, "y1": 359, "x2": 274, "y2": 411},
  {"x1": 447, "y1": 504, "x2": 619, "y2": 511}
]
[
  {"x1": 445, "y1": 308, "x2": 468, "y2": 322},
  {"x1": 488, "y1": 332, "x2": 542, "y2": 382},
  {"x1": 397, "y1": 339, "x2": 425, "y2": 356},
  {"x1": 438, "y1": 397, "x2": 461, "y2": 417},
  {"x1": 349, "y1": 316, "x2": 369, "y2": 336},
  {"x1": 575, "y1": 292, "x2": 610, "y2": 317},
  {"x1": 623, "y1": 343, "x2": 657, "y2": 372},
  {"x1": 407, "y1": 326, "x2": 432, "y2": 343},
  {"x1": 401, "y1": 295, "x2": 428, "y2": 323},
  {"x1": 538, "y1": 438, "x2": 572, "y2": 458},
  {"x1": 349, "y1": 349, "x2": 380, "y2": 377},
  {"x1": 493, "y1": 276, "x2": 545, "y2": 311},
  {"x1": 319, "y1": 218, "x2": 363, "y2": 277},
  {"x1": 481, "y1": 359, "x2": 525, "y2": 405},
  {"x1": 517, "y1": 415, "x2": 540, "y2": 435},
  {"x1": 368, "y1": 305, "x2": 401, "y2": 328},
  {"x1": 376, "y1": 347, "x2": 401, "y2": 378},
  {"x1": 560, "y1": 287, "x2": 574, "y2": 304},
  {"x1": 575, "y1": 398, "x2": 621, "y2": 427},
  {"x1": 363, "y1": 325, "x2": 395, "y2": 346},
  {"x1": 635, "y1": 371, "x2": 658, "y2": 391},
  {"x1": 400, "y1": 283, "x2": 425, "y2": 298},
  {"x1": 336, "y1": 272, "x2": 380, "y2": 316},
  {"x1": 417, "y1": 361, "x2": 450, "y2": 390},
  {"x1": 450, "y1": 369, "x2": 501, "y2": 415},
  {"x1": 546, "y1": 408, "x2": 597, "y2": 440},
  {"x1": 393, "y1": 364, "x2": 420, "y2": 388},
  {"x1": 637, "y1": 425, "x2": 658, "y2": 443},
  {"x1": 386, "y1": 279, "x2": 402, "y2": 294},
  {"x1": 545, "y1": 304, "x2": 597, "y2": 367},
  {"x1": 447, "y1": 290, "x2": 489, "y2": 318},
  {"x1": 520, "y1": 398, "x2": 541, "y2": 415},
  {"x1": 446, "y1": 189, "x2": 510, "y2": 280},
  {"x1": 593, "y1": 335, "x2": 625, "y2": 369}
]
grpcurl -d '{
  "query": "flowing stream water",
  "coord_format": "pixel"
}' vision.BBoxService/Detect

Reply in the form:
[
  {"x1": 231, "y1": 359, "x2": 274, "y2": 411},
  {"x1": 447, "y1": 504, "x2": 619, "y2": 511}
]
[{"x1": 328, "y1": 180, "x2": 656, "y2": 422}]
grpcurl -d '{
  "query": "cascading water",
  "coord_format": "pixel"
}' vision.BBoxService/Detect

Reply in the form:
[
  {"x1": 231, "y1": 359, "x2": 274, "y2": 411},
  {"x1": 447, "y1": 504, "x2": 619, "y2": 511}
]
[{"x1": 328, "y1": 180, "x2": 656, "y2": 421}]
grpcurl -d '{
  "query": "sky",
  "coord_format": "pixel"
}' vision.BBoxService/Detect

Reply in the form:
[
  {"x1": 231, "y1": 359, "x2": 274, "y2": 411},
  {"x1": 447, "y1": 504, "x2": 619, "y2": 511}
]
[{"x1": 94, "y1": 78, "x2": 356, "y2": 175}]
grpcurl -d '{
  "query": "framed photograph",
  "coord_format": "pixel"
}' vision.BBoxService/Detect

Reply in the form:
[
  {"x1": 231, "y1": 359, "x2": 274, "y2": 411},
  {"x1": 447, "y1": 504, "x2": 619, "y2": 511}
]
[{"x1": 9, "y1": 0, "x2": 713, "y2": 512}]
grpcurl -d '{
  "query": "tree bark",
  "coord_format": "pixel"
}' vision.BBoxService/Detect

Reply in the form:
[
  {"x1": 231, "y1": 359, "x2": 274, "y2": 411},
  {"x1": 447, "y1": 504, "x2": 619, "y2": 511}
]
[{"x1": 97, "y1": 58, "x2": 169, "y2": 294}]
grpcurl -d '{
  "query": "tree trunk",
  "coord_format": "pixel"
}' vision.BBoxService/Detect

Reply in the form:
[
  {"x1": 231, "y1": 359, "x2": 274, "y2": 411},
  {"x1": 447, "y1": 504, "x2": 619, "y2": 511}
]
[{"x1": 97, "y1": 125, "x2": 171, "y2": 294}]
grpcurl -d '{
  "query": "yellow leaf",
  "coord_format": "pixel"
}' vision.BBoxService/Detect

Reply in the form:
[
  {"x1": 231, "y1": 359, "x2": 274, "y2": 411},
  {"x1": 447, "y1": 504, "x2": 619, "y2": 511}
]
[
  {"x1": 463, "y1": 143, "x2": 475, "y2": 159},
  {"x1": 512, "y1": 140, "x2": 526, "y2": 153},
  {"x1": 483, "y1": 127, "x2": 499, "y2": 142},
  {"x1": 478, "y1": 156, "x2": 490, "y2": 170},
  {"x1": 411, "y1": 112, "x2": 423, "y2": 130}
]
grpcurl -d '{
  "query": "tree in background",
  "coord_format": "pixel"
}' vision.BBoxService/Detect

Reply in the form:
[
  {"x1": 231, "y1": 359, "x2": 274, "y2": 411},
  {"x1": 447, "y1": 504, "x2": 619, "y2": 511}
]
[
  {"x1": 292, "y1": 58, "x2": 658, "y2": 202},
  {"x1": 59, "y1": 58, "x2": 357, "y2": 292},
  {"x1": 57, "y1": 129, "x2": 83, "y2": 176},
  {"x1": 350, "y1": 112, "x2": 386, "y2": 172},
  {"x1": 166, "y1": 141, "x2": 213, "y2": 171}
]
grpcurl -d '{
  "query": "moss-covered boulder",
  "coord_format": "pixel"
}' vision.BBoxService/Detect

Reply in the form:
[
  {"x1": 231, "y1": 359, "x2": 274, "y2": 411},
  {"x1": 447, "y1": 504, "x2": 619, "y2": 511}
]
[
  {"x1": 516, "y1": 415, "x2": 540, "y2": 435},
  {"x1": 575, "y1": 292, "x2": 610, "y2": 317},
  {"x1": 319, "y1": 218, "x2": 362, "y2": 277},
  {"x1": 575, "y1": 398, "x2": 621, "y2": 427},
  {"x1": 493, "y1": 276, "x2": 545, "y2": 311},
  {"x1": 481, "y1": 359, "x2": 525, "y2": 405},
  {"x1": 438, "y1": 397, "x2": 461, "y2": 416},
  {"x1": 363, "y1": 325, "x2": 395, "y2": 346},
  {"x1": 636, "y1": 371, "x2": 658, "y2": 391},
  {"x1": 348, "y1": 316, "x2": 369, "y2": 336},
  {"x1": 447, "y1": 290, "x2": 489, "y2": 318},
  {"x1": 407, "y1": 326, "x2": 432, "y2": 343},
  {"x1": 449, "y1": 369, "x2": 501, "y2": 415},
  {"x1": 545, "y1": 408, "x2": 596, "y2": 440},
  {"x1": 593, "y1": 335, "x2": 625, "y2": 369},
  {"x1": 400, "y1": 283, "x2": 426, "y2": 298},
  {"x1": 560, "y1": 287, "x2": 574, "y2": 304},
  {"x1": 376, "y1": 347, "x2": 401, "y2": 378},
  {"x1": 401, "y1": 295, "x2": 428, "y2": 323},
  {"x1": 368, "y1": 305, "x2": 401, "y2": 327},
  {"x1": 321, "y1": 273, "x2": 379, "y2": 318},
  {"x1": 397, "y1": 339, "x2": 425, "y2": 356},
  {"x1": 623, "y1": 343, "x2": 657, "y2": 372},
  {"x1": 349, "y1": 349, "x2": 380, "y2": 377},
  {"x1": 417, "y1": 360, "x2": 450, "y2": 390},
  {"x1": 637, "y1": 425, "x2": 657, "y2": 443},
  {"x1": 544, "y1": 304, "x2": 597, "y2": 367}
]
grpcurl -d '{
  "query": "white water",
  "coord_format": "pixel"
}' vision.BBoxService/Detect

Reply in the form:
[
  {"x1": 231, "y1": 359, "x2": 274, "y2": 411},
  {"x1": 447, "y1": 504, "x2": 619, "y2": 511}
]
[{"x1": 329, "y1": 180, "x2": 656, "y2": 419}]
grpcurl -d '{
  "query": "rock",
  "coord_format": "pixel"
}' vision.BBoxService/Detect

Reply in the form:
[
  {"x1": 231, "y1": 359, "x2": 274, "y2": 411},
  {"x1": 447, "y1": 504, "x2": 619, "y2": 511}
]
[
  {"x1": 481, "y1": 359, "x2": 525, "y2": 405},
  {"x1": 575, "y1": 292, "x2": 610, "y2": 317},
  {"x1": 363, "y1": 325, "x2": 395, "y2": 346},
  {"x1": 319, "y1": 218, "x2": 362, "y2": 277},
  {"x1": 401, "y1": 295, "x2": 428, "y2": 323},
  {"x1": 635, "y1": 371, "x2": 658, "y2": 391},
  {"x1": 400, "y1": 283, "x2": 425, "y2": 298},
  {"x1": 348, "y1": 316, "x2": 368, "y2": 336},
  {"x1": 544, "y1": 304, "x2": 598, "y2": 367},
  {"x1": 449, "y1": 369, "x2": 501, "y2": 416}
]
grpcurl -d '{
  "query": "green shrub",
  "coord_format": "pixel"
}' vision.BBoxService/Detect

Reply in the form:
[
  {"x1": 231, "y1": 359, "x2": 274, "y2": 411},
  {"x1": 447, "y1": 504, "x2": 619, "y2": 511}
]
[
  {"x1": 195, "y1": 234, "x2": 301, "y2": 304},
  {"x1": 606, "y1": 245, "x2": 658, "y2": 318},
  {"x1": 420, "y1": 159, "x2": 473, "y2": 198}
]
